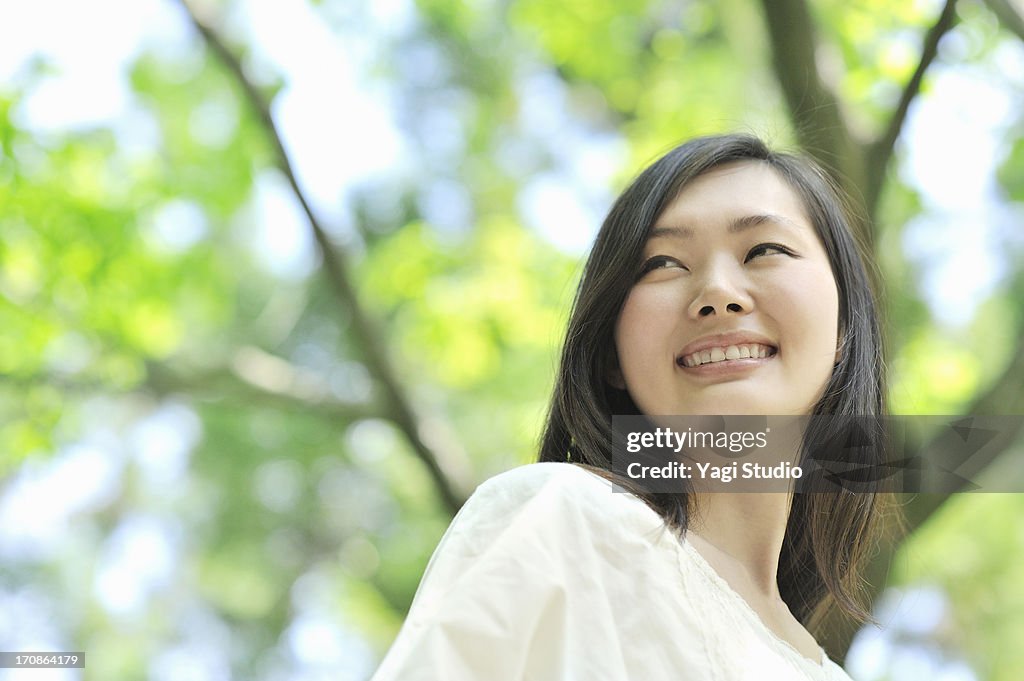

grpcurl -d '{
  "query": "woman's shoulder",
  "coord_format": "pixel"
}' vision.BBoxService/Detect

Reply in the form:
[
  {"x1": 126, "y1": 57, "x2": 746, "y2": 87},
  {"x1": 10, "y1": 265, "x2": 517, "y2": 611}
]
[
  {"x1": 373, "y1": 465, "x2": 684, "y2": 680},
  {"x1": 469, "y1": 462, "x2": 651, "y2": 518},
  {"x1": 473, "y1": 461, "x2": 611, "y2": 500},
  {"x1": 442, "y1": 462, "x2": 666, "y2": 553}
]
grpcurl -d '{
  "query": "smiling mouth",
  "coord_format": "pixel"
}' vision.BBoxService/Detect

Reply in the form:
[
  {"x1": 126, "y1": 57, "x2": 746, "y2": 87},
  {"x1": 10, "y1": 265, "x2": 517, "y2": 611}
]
[{"x1": 677, "y1": 343, "x2": 778, "y2": 368}]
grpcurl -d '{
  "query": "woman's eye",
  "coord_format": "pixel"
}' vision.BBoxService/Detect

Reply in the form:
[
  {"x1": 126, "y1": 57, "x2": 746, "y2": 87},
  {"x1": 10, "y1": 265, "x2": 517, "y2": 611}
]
[
  {"x1": 640, "y1": 256, "x2": 687, "y2": 276},
  {"x1": 745, "y1": 243, "x2": 794, "y2": 262}
]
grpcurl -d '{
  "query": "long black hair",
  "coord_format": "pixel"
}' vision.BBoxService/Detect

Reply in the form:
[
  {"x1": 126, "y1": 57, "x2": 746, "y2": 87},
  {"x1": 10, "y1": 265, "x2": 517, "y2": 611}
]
[{"x1": 538, "y1": 133, "x2": 887, "y2": 629}]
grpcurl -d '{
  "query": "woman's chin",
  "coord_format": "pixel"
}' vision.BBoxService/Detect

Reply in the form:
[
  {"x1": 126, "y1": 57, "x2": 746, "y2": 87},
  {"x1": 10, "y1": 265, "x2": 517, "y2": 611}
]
[{"x1": 673, "y1": 401, "x2": 774, "y2": 417}]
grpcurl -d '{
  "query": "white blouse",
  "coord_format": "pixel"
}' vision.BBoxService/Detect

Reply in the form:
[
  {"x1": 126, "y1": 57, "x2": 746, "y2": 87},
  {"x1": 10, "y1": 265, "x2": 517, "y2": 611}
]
[{"x1": 371, "y1": 462, "x2": 855, "y2": 681}]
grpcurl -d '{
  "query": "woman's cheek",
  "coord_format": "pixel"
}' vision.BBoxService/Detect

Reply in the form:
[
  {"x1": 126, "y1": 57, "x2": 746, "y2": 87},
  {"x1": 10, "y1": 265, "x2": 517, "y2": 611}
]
[{"x1": 615, "y1": 287, "x2": 679, "y2": 377}]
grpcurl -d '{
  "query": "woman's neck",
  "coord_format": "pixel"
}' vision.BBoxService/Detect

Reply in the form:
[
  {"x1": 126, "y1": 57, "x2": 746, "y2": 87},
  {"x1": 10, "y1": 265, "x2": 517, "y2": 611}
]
[{"x1": 687, "y1": 491, "x2": 793, "y2": 598}]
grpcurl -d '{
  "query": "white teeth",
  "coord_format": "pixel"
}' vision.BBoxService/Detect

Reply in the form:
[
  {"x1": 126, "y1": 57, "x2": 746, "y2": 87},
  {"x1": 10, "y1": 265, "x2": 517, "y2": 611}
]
[{"x1": 681, "y1": 343, "x2": 774, "y2": 367}]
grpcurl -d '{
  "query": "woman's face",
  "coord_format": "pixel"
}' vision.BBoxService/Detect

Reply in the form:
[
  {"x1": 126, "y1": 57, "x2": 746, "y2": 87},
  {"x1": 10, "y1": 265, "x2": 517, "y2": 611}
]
[{"x1": 613, "y1": 161, "x2": 840, "y2": 416}]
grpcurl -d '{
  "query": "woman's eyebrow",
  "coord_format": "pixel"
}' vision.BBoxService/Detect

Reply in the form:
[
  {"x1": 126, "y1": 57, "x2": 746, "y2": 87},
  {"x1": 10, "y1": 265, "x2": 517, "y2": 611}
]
[
  {"x1": 728, "y1": 213, "x2": 803, "y2": 233},
  {"x1": 648, "y1": 225, "x2": 694, "y2": 240},
  {"x1": 649, "y1": 213, "x2": 802, "y2": 240}
]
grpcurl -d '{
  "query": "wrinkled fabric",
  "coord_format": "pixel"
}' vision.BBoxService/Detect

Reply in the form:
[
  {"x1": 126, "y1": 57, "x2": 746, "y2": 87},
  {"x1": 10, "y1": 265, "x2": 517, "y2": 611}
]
[{"x1": 371, "y1": 462, "x2": 855, "y2": 681}]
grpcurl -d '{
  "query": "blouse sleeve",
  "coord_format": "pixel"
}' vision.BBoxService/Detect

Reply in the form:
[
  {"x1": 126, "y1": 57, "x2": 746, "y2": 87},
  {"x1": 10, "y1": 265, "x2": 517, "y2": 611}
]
[{"x1": 369, "y1": 463, "x2": 643, "y2": 681}]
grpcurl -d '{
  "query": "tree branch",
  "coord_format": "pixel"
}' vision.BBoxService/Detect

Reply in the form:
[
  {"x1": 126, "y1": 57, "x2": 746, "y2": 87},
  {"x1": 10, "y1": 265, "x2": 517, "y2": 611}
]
[
  {"x1": 0, "y1": 355, "x2": 378, "y2": 423},
  {"x1": 899, "y1": 340, "x2": 1024, "y2": 530},
  {"x1": 756, "y1": 0, "x2": 867, "y2": 221},
  {"x1": 865, "y1": 0, "x2": 959, "y2": 218},
  {"x1": 147, "y1": 348, "x2": 380, "y2": 421},
  {"x1": 174, "y1": 0, "x2": 468, "y2": 514},
  {"x1": 981, "y1": 0, "x2": 1024, "y2": 42}
]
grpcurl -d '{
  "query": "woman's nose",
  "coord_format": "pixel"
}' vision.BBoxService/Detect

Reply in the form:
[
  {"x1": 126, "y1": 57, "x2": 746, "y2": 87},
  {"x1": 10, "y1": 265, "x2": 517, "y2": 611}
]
[{"x1": 686, "y1": 262, "x2": 754, "y2": 319}]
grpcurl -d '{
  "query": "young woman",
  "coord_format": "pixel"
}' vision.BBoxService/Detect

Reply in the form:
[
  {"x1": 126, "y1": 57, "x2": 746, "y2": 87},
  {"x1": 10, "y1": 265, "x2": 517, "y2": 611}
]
[{"x1": 371, "y1": 134, "x2": 886, "y2": 680}]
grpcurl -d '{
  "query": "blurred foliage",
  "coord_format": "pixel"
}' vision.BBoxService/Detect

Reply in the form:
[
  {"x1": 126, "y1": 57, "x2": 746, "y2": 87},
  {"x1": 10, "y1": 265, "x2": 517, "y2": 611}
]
[
  {"x1": 1, "y1": 0, "x2": 1023, "y2": 680},
  {"x1": 891, "y1": 490, "x2": 1024, "y2": 679}
]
